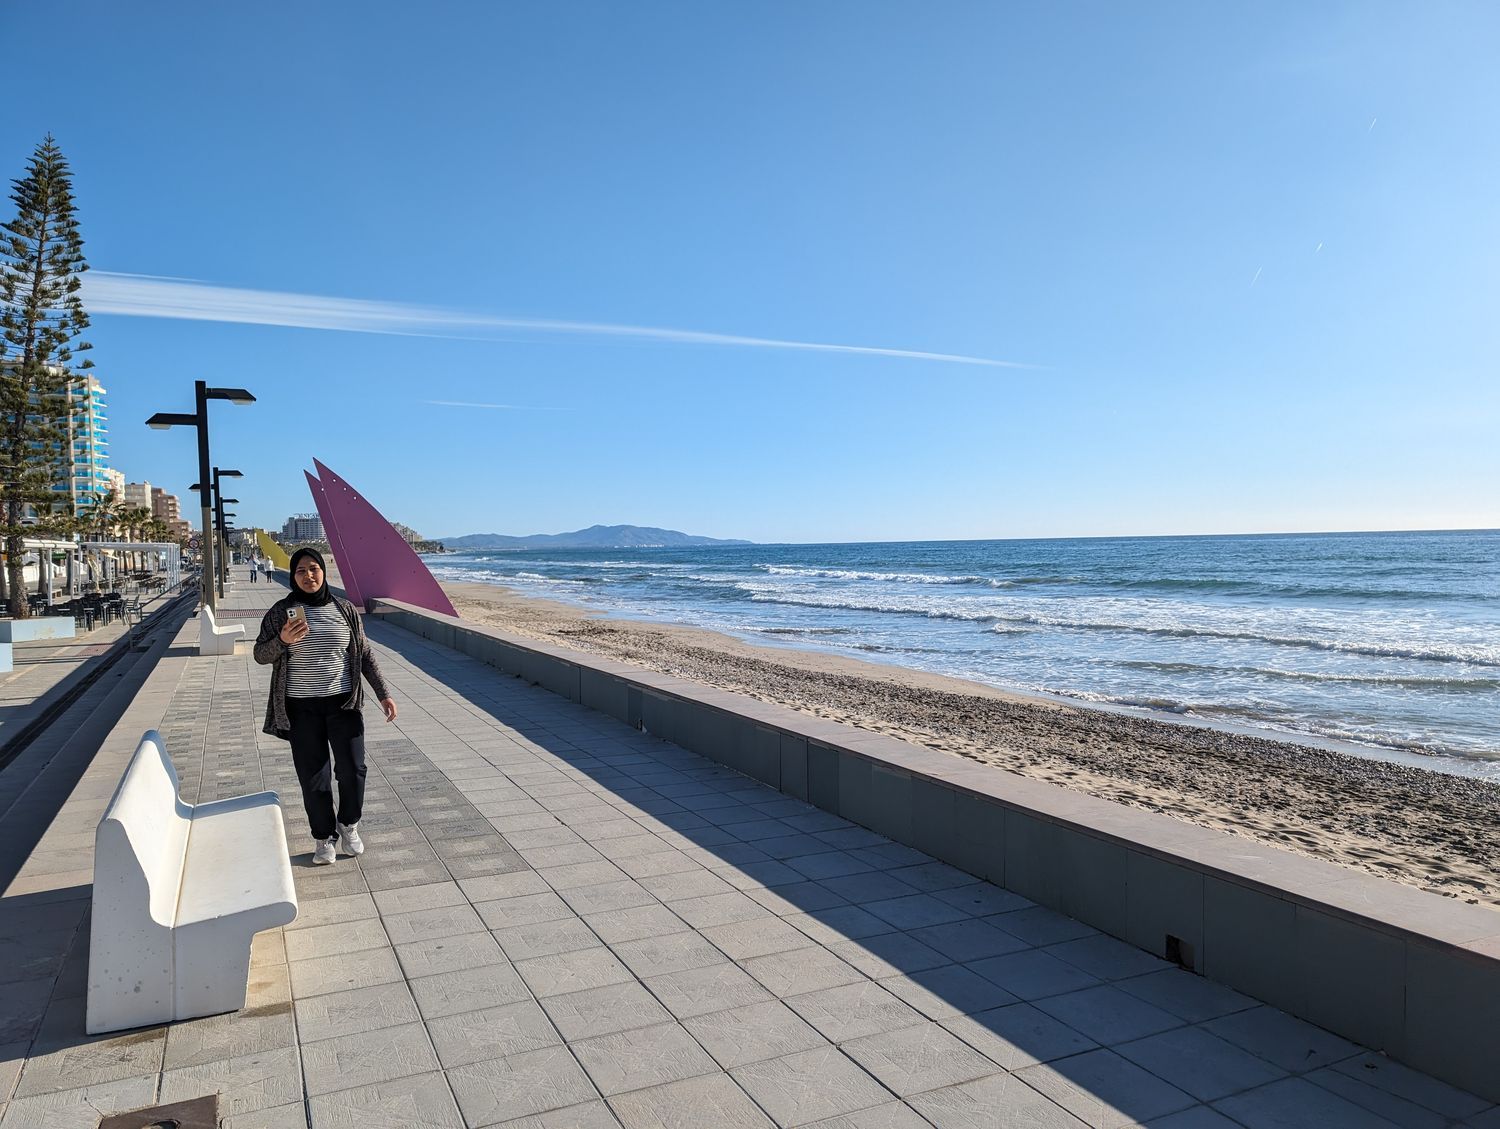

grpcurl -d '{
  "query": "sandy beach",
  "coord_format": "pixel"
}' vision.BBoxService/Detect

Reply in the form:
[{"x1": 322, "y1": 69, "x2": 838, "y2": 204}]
[{"x1": 441, "y1": 580, "x2": 1500, "y2": 909}]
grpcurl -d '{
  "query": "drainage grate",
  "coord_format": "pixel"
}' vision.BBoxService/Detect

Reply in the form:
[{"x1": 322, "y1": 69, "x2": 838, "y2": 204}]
[{"x1": 98, "y1": 1094, "x2": 217, "y2": 1129}]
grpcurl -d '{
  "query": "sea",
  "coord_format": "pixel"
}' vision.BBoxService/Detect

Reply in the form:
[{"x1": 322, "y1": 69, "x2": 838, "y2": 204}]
[{"x1": 423, "y1": 530, "x2": 1500, "y2": 780}]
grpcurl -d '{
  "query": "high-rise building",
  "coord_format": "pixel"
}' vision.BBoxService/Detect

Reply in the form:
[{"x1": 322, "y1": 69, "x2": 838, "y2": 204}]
[
  {"x1": 123, "y1": 480, "x2": 152, "y2": 511},
  {"x1": 282, "y1": 514, "x2": 324, "y2": 542},
  {"x1": 57, "y1": 374, "x2": 113, "y2": 510}
]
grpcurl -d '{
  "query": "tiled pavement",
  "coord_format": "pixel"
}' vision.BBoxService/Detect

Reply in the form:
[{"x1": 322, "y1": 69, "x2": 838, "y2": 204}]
[{"x1": 1, "y1": 581, "x2": 1497, "y2": 1128}]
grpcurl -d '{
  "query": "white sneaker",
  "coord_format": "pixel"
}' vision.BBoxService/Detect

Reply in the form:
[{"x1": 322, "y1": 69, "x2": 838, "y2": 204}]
[
  {"x1": 312, "y1": 837, "x2": 337, "y2": 865},
  {"x1": 338, "y1": 822, "x2": 365, "y2": 856}
]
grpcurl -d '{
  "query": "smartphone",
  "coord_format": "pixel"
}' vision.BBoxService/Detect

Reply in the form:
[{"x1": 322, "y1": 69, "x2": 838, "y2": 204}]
[{"x1": 286, "y1": 605, "x2": 306, "y2": 626}]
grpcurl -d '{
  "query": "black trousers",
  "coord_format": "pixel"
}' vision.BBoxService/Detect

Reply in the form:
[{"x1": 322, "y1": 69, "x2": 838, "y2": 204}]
[{"x1": 287, "y1": 694, "x2": 367, "y2": 842}]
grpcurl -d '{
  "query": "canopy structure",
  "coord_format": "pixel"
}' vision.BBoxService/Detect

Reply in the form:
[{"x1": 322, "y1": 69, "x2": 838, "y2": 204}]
[{"x1": 80, "y1": 541, "x2": 183, "y2": 591}]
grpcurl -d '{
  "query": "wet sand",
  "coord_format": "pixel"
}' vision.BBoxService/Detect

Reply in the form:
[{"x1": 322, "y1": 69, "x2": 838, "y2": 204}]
[{"x1": 442, "y1": 580, "x2": 1500, "y2": 909}]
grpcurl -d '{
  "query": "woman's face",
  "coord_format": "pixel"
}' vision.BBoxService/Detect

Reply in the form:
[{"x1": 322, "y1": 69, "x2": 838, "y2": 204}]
[{"x1": 294, "y1": 560, "x2": 324, "y2": 593}]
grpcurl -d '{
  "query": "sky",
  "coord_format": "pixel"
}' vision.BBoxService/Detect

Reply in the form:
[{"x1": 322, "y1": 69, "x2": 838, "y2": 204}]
[{"x1": 4, "y1": 1, "x2": 1497, "y2": 544}]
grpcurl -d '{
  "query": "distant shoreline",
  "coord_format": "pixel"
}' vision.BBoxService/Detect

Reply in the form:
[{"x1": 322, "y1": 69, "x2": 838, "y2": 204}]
[{"x1": 438, "y1": 578, "x2": 1500, "y2": 910}]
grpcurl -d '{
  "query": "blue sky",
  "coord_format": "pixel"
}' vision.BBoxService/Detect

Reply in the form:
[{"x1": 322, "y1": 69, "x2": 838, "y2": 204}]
[{"x1": 6, "y1": 2, "x2": 1497, "y2": 543}]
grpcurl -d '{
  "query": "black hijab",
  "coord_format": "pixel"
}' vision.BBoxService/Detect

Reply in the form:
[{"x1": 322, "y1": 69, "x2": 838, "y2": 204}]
[{"x1": 287, "y1": 547, "x2": 333, "y2": 606}]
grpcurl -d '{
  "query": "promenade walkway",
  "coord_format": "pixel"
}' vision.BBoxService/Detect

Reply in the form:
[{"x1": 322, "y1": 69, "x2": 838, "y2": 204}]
[{"x1": 1, "y1": 579, "x2": 1495, "y2": 1127}]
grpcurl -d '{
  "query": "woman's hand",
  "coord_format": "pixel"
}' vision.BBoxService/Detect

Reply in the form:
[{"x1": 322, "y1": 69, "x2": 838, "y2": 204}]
[
  {"x1": 380, "y1": 697, "x2": 398, "y2": 723},
  {"x1": 279, "y1": 617, "x2": 309, "y2": 645}
]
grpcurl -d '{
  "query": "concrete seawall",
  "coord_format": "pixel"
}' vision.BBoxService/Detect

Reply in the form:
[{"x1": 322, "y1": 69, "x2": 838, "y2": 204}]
[{"x1": 372, "y1": 596, "x2": 1500, "y2": 1102}]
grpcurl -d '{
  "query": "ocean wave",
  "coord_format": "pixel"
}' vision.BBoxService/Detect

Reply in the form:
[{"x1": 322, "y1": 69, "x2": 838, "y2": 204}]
[
  {"x1": 754, "y1": 565, "x2": 1075, "y2": 588},
  {"x1": 1112, "y1": 659, "x2": 1500, "y2": 693}
]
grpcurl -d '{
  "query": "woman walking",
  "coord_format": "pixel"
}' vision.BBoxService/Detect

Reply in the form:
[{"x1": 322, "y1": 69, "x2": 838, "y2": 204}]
[{"x1": 254, "y1": 547, "x2": 398, "y2": 865}]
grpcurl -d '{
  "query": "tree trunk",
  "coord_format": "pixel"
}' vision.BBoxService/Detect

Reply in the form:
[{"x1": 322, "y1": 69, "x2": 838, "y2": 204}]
[{"x1": 6, "y1": 534, "x2": 29, "y2": 618}]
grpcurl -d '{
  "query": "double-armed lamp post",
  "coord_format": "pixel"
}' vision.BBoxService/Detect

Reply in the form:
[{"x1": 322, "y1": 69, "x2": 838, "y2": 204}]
[
  {"x1": 190, "y1": 468, "x2": 242, "y2": 600},
  {"x1": 146, "y1": 381, "x2": 255, "y2": 612}
]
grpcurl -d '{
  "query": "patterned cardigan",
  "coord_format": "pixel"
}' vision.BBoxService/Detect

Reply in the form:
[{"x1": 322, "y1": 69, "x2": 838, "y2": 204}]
[{"x1": 253, "y1": 595, "x2": 391, "y2": 739}]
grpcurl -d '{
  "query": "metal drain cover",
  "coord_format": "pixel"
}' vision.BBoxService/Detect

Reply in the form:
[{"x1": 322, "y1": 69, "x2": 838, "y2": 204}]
[{"x1": 98, "y1": 1094, "x2": 217, "y2": 1129}]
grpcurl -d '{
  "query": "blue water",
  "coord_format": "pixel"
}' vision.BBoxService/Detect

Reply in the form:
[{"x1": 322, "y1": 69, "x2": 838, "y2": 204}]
[{"x1": 424, "y1": 530, "x2": 1500, "y2": 776}]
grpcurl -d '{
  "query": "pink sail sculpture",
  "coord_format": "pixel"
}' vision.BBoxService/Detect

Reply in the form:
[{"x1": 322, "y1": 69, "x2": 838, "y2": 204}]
[
  {"x1": 305, "y1": 460, "x2": 459, "y2": 618},
  {"x1": 305, "y1": 470, "x2": 365, "y2": 608}
]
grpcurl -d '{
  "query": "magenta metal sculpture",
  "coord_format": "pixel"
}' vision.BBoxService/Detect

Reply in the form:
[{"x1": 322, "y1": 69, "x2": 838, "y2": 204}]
[
  {"x1": 305, "y1": 460, "x2": 459, "y2": 618},
  {"x1": 304, "y1": 469, "x2": 366, "y2": 608}
]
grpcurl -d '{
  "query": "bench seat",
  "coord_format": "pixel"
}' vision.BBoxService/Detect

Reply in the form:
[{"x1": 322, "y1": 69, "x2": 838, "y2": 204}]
[
  {"x1": 87, "y1": 732, "x2": 298, "y2": 1034},
  {"x1": 199, "y1": 604, "x2": 244, "y2": 655}
]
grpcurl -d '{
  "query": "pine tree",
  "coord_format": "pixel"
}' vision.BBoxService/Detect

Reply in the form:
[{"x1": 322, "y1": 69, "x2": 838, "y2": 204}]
[{"x1": 0, "y1": 136, "x2": 92, "y2": 618}]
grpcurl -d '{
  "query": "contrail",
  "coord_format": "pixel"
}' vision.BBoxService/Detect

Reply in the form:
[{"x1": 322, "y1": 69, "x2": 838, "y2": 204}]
[
  {"x1": 82, "y1": 272, "x2": 1036, "y2": 370},
  {"x1": 1251, "y1": 267, "x2": 1263, "y2": 286}
]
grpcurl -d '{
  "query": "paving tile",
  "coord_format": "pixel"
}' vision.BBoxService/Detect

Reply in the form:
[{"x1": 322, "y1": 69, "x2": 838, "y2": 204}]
[
  {"x1": 571, "y1": 1020, "x2": 720, "y2": 1096},
  {"x1": 538, "y1": 860, "x2": 629, "y2": 890},
  {"x1": 299, "y1": 1019, "x2": 443, "y2": 1097},
  {"x1": 701, "y1": 916, "x2": 819, "y2": 961},
  {"x1": 742, "y1": 946, "x2": 865, "y2": 998},
  {"x1": 842, "y1": 1022, "x2": 1000, "y2": 1097},
  {"x1": 370, "y1": 881, "x2": 468, "y2": 915},
  {"x1": 394, "y1": 930, "x2": 509, "y2": 979},
  {"x1": 163, "y1": 1004, "x2": 297, "y2": 1070},
  {"x1": 16, "y1": 1011, "x2": 166, "y2": 1097},
  {"x1": 1046, "y1": 934, "x2": 1173, "y2": 981},
  {"x1": 669, "y1": 891, "x2": 767, "y2": 929},
  {"x1": 991, "y1": 906, "x2": 1098, "y2": 947},
  {"x1": 1033, "y1": 984, "x2": 1185, "y2": 1046},
  {"x1": 516, "y1": 947, "x2": 635, "y2": 998},
  {"x1": 786, "y1": 981, "x2": 926, "y2": 1044},
  {"x1": 879, "y1": 964, "x2": 1017, "y2": 1020},
  {"x1": 460, "y1": 871, "x2": 552, "y2": 901},
  {"x1": 614, "y1": 931, "x2": 727, "y2": 979},
  {"x1": 307, "y1": 1069, "x2": 464, "y2": 1128},
  {"x1": 1018, "y1": 1047, "x2": 1197, "y2": 1128},
  {"x1": 909, "y1": 1071, "x2": 1088, "y2": 1128},
  {"x1": 1325, "y1": 1051, "x2": 1492, "y2": 1122},
  {"x1": 409, "y1": 961, "x2": 532, "y2": 1018},
  {"x1": 382, "y1": 901, "x2": 486, "y2": 945},
  {"x1": 863, "y1": 894, "x2": 972, "y2": 931},
  {"x1": 284, "y1": 917, "x2": 390, "y2": 963},
  {"x1": 644, "y1": 961, "x2": 773, "y2": 1020},
  {"x1": 583, "y1": 904, "x2": 690, "y2": 945},
  {"x1": 0, "y1": 1073, "x2": 158, "y2": 1129},
  {"x1": 684, "y1": 1001, "x2": 829, "y2": 1070},
  {"x1": 1213, "y1": 1076, "x2": 1405, "y2": 1129},
  {"x1": 494, "y1": 916, "x2": 603, "y2": 961},
  {"x1": 448, "y1": 1045, "x2": 598, "y2": 1127},
  {"x1": 747, "y1": 881, "x2": 850, "y2": 916},
  {"x1": 938, "y1": 1003, "x2": 1098, "y2": 1070},
  {"x1": 911, "y1": 918, "x2": 1031, "y2": 962},
  {"x1": 560, "y1": 880, "x2": 659, "y2": 915},
  {"x1": 968, "y1": 949, "x2": 1104, "y2": 1001},
  {"x1": 1305, "y1": 1066, "x2": 1452, "y2": 1129},
  {"x1": 732, "y1": 1045, "x2": 894, "y2": 1127},
  {"x1": 223, "y1": 1100, "x2": 312, "y2": 1129},
  {"x1": 1202, "y1": 1006, "x2": 1362, "y2": 1074},
  {"x1": 475, "y1": 891, "x2": 575, "y2": 930},
  {"x1": 285, "y1": 891, "x2": 379, "y2": 931},
  {"x1": 1116, "y1": 1025, "x2": 1287, "y2": 1102},
  {"x1": 540, "y1": 981, "x2": 673, "y2": 1040},
  {"x1": 294, "y1": 981, "x2": 420, "y2": 1043},
  {"x1": 823, "y1": 932, "x2": 950, "y2": 981},
  {"x1": 1115, "y1": 969, "x2": 1258, "y2": 1024},
  {"x1": 610, "y1": 1072, "x2": 774, "y2": 1128},
  {"x1": 159, "y1": 1045, "x2": 302, "y2": 1119},
  {"x1": 427, "y1": 999, "x2": 562, "y2": 1068},
  {"x1": 639, "y1": 868, "x2": 737, "y2": 903},
  {"x1": 785, "y1": 906, "x2": 895, "y2": 944}
]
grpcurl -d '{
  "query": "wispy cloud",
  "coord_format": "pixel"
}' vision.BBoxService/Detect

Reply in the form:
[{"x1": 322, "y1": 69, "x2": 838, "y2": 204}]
[{"x1": 82, "y1": 272, "x2": 1033, "y2": 369}]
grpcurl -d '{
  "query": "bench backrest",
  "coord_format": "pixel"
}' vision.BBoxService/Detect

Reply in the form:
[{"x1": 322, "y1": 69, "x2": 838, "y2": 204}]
[{"x1": 100, "y1": 731, "x2": 192, "y2": 927}]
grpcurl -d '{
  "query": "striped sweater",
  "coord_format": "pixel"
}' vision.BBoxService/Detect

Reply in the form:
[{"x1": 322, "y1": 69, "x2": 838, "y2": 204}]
[{"x1": 254, "y1": 595, "x2": 391, "y2": 738}]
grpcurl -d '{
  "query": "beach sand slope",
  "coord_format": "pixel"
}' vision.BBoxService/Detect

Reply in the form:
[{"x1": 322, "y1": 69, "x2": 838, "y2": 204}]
[{"x1": 442, "y1": 582, "x2": 1500, "y2": 910}]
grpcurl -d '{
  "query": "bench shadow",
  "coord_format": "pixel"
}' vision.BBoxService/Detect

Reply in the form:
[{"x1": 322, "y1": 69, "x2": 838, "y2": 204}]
[{"x1": 366, "y1": 626, "x2": 1232, "y2": 1124}]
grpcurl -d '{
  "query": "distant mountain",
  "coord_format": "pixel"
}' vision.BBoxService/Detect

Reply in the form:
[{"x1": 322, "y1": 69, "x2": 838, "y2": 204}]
[{"x1": 440, "y1": 524, "x2": 753, "y2": 550}]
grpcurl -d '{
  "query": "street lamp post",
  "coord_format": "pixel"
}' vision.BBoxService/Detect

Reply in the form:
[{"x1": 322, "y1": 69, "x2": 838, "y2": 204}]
[
  {"x1": 190, "y1": 467, "x2": 242, "y2": 600},
  {"x1": 147, "y1": 381, "x2": 255, "y2": 612}
]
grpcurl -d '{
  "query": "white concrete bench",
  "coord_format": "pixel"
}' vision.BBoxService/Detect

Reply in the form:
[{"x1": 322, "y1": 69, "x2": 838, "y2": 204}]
[
  {"x1": 199, "y1": 604, "x2": 244, "y2": 655},
  {"x1": 87, "y1": 731, "x2": 298, "y2": 1034}
]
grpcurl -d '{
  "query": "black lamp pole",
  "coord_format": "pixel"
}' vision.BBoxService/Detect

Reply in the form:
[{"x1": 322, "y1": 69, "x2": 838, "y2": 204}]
[{"x1": 146, "y1": 381, "x2": 254, "y2": 613}]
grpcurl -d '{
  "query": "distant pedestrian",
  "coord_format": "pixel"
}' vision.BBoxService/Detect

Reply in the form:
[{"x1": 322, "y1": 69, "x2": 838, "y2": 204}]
[
  {"x1": 254, "y1": 547, "x2": 398, "y2": 866},
  {"x1": 248, "y1": 559, "x2": 259, "y2": 583}
]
